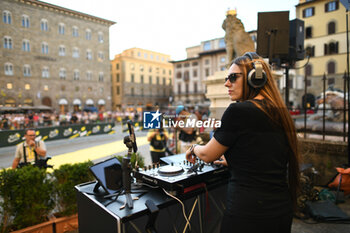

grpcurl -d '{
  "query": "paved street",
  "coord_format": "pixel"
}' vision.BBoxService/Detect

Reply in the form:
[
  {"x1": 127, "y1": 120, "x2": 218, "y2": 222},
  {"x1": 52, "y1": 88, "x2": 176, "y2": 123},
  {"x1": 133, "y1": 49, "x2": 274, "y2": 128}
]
[{"x1": 0, "y1": 125, "x2": 152, "y2": 169}]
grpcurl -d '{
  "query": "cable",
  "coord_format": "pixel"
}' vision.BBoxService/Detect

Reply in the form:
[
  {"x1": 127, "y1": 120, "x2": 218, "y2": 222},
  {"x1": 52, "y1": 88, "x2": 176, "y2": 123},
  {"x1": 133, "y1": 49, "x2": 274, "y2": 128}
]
[
  {"x1": 162, "y1": 188, "x2": 191, "y2": 232},
  {"x1": 135, "y1": 182, "x2": 159, "y2": 189},
  {"x1": 183, "y1": 197, "x2": 198, "y2": 233}
]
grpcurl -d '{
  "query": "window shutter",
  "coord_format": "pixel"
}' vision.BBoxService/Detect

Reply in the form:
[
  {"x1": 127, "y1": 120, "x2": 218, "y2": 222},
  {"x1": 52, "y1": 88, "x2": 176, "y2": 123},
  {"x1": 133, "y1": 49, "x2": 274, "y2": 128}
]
[
  {"x1": 303, "y1": 9, "x2": 306, "y2": 18},
  {"x1": 325, "y1": 3, "x2": 328, "y2": 12},
  {"x1": 312, "y1": 7, "x2": 315, "y2": 16},
  {"x1": 336, "y1": 42, "x2": 339, "y2": 53},
  {"x1": 312, "y1": 46, "x2": 315, "y2": 57},
  {"x1": 336, "y1": 1, "x2": 339, "y2": 10},
  {"x1": 324, "y1": 44, "x2": 328, "y2": 55}
]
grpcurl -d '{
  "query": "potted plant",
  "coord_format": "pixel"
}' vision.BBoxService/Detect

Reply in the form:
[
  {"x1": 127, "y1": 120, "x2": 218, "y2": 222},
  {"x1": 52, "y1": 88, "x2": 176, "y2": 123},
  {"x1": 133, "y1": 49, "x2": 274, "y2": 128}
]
[
  {"x1": 0, "y1": 166, "x2": 55, "y2": 233},
  {"x1": 51, "y1": 161, "x2": 94, "y2": 233}
]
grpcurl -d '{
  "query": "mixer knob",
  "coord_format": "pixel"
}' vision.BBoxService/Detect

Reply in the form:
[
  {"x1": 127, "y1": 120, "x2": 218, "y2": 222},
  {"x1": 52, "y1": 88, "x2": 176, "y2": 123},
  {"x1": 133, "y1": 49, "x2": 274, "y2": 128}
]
[
  {"x1": 148, "y1": 165, "x2": 152, "y2": 170},
  {"x1": 152, "y1": 164, "x2": 155, "y2": 169}
]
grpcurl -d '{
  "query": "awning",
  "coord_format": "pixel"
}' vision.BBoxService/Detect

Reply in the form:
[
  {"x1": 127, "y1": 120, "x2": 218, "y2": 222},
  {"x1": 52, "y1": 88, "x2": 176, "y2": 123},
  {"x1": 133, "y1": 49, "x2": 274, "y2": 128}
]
[
  {"x1": 97, "y1": 99, "x2": 105, "y2": 105},
  {"x1": 86, "y1": 99, "x2": 94, "y2": 105},
  {"x1": 58, "y1": 98, "x2": 68, "y2": 105},
  {"x1": 73, "y1": 99, "x2": 82, "y2": 105}
]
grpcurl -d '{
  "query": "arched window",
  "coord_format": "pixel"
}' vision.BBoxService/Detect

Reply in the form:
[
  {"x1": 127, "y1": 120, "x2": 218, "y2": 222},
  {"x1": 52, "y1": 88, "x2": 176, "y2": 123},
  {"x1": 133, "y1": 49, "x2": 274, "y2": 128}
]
[
  {"x1": 324, "y1": 41, "x2": 339, "y2": 55},
  {"x1": 176, "y1": 72, "x2": 182, "y2": 79},
  {"x1": 4, "y1": 63, "x2": 13, "y2": 75},
  {"x1": 58, "y1": 23, "x2": 65, "y2": 35},
  {"x1": 327, "y1": 61, "x2": 336, "y2": 74},
  {"x1": 22, "y1": 15, "x2": 29, "y2": 28},
  {"x1": 306, "y1": 45, "x2": 315, "y2": 57},
  {"x1": 40, "y1": 19, "x2": 48, "y2": 31},
  {"x1": 305, "y1": 64, "x2": 312, "y2": 76},
  {"x1": 3, "y1": 11, "x2": 12, "y2": 24},
  {"x1": 328, "y1": 21, "x2": 336, "y2": 34}
]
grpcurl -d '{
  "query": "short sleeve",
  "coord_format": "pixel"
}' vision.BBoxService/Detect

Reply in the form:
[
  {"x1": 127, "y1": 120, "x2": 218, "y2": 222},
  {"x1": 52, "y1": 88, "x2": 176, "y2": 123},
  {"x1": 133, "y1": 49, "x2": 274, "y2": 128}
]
[{"x1": 213, "y1": 103, "x2": 250, "y2": 147}]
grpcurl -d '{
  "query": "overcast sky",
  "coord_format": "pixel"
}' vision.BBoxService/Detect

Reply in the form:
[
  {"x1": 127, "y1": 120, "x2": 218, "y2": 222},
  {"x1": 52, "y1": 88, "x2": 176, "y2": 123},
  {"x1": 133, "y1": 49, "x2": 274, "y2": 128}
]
[{"x1": 42, "y1": 0, "x2": 299, "y2": 60}]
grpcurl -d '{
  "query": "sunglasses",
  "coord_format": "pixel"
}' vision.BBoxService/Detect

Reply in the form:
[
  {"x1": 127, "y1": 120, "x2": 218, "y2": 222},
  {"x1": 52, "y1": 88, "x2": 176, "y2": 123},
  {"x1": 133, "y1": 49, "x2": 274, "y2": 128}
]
[{"x1": 225, "y1": 73, "x2": 242, "y2": 83}]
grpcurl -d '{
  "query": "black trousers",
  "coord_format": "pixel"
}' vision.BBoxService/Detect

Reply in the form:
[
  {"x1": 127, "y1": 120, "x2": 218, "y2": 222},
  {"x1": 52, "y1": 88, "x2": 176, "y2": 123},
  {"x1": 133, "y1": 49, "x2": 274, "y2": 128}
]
[
  {"x1": 220, "y1": 213, "x2": 293, "y2": 233},
  {"x1": 150, "y1": 151, "x2": 165, "y2": 163}
]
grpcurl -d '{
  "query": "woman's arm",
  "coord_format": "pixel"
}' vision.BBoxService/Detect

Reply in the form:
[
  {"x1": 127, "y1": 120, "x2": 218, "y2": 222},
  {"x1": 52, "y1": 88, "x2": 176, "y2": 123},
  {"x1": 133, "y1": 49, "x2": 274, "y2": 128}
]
[{"x1": 186, "y1": 137, "x2": 228, "y2": 163}]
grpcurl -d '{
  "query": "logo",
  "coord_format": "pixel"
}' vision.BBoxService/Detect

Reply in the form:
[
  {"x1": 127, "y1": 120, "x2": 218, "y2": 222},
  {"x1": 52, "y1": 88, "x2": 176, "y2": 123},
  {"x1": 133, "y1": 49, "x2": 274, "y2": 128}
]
[{"x1": 143, "y1": 110, "x2": 162, "y2": 129}]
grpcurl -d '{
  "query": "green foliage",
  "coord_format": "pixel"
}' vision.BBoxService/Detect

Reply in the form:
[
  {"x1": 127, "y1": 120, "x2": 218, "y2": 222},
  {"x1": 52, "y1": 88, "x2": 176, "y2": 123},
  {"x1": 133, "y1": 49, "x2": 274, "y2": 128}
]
[
  {"x1": 0, "y1": 166, "x2": 54, "y2": 232},
  {"x1": 115, "y1": 152, "x2": 144, "y2": 168},
  {"x1": 51, "y1": 161, "x2": 94, "y2": 216}
]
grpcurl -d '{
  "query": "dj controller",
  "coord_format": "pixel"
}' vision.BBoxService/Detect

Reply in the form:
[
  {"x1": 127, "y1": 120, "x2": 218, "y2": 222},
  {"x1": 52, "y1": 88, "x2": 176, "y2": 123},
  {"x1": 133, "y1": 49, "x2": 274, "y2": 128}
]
[{"x1": 133, "y1": 154, "x2": 229, "y2": 194}]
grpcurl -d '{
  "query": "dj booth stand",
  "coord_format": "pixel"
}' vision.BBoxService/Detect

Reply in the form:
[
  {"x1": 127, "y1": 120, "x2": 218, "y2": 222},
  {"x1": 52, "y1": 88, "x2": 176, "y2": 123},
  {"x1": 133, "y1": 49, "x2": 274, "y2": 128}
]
[{"x1": 75, "y1": 179, "x2": 227, "y2": 233}]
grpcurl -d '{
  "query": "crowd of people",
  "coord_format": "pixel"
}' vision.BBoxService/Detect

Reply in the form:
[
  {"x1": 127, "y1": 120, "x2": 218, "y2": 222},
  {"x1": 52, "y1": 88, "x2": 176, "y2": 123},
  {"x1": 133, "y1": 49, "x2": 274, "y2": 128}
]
[{"x1": 0, "y1": 110, "x2": 142, "y2": 130}]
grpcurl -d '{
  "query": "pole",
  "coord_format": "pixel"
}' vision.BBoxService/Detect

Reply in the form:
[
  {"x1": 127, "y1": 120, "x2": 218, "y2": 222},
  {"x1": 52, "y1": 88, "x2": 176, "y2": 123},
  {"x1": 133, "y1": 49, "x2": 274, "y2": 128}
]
[
  {"x1": 285, "y1": 65, "x2": 290, "y2": 108},
  {"x1": 344, "y1": 72, "x2": 347, "y2": 142},
  {"x1": 304, "y1": 74, "x2": 308, "y2": 139},
  {"x1": 347, "y1": 10, "x2": 350, "y2": 165},
  {"x1": 323, "y1": 73, "x2": 326, "y2": 141}
]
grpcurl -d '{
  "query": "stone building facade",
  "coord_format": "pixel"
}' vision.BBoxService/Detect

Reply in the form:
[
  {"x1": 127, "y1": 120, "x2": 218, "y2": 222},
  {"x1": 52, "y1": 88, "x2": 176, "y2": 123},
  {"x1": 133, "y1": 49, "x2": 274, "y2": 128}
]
[
  {"x1": 110, "y1": 48, "x2": 173, "y2": 111},
  {"x1": 293, "y1": 0, "x2": 347, "y2": 108},
  {"x1": 0, "y1": 0, "x2": 115, "y2": 112}
]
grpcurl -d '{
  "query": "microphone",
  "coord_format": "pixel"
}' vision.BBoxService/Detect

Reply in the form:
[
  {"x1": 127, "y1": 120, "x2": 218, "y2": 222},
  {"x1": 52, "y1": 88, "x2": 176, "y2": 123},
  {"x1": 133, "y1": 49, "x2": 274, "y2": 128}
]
[{"x1": 127, "y1": 120, "x2": 138, "y2": 153}]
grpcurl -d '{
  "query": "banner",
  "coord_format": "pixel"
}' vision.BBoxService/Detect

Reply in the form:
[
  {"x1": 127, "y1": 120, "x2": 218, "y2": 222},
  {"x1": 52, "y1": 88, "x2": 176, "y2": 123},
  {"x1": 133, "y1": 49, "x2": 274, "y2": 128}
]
[{"x1": 0, "y1": 123, "x2": 116, "y2": 148}]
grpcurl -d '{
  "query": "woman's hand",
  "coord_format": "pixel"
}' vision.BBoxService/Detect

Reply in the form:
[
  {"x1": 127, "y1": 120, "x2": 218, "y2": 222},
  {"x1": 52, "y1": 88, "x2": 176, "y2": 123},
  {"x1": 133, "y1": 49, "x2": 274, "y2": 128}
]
[
  {"x1": 186, "y1": 145, "x2": 196, "y2": 164},
  {"x1": 213, "y1": 155, "x2": 227, "y2": 166}
]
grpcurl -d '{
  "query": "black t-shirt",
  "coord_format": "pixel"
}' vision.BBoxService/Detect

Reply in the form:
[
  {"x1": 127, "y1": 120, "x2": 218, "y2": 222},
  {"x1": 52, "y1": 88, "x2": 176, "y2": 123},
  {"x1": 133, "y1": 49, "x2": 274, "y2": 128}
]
[{"x1": 214, "y1": 100, "x2": 292, "y2": 218}]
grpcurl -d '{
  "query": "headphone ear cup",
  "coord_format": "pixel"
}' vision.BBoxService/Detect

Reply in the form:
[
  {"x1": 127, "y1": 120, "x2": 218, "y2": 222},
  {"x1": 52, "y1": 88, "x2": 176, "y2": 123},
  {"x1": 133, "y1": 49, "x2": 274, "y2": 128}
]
[{"x1": 247, "y1": 70, "x2": 267, "y2": 88}]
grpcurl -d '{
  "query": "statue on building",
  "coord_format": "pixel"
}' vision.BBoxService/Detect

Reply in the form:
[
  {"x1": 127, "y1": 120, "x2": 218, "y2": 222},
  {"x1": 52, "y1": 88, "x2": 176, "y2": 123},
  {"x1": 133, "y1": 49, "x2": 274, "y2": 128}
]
[{"x1": 222, "y1": 9, "x2": 255, "y2": 66}]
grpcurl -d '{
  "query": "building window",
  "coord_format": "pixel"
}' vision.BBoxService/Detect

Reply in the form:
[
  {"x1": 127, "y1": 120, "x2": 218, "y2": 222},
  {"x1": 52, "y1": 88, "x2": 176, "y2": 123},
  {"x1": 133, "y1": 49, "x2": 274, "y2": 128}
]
[
  {"x1": 194, "y1": 82, "x2": 198, "y2": 93},
  {"x1": 59, "y1": 68, "x2": 66, "y2": 80},
  {"x1": 306, "y1": 46, "x2": 315, "y2": 57},
  {"x1": 220, "y1": 56, "x2": 226, "y2": 63},
  {"x1": 22, "y1": 15, "x2": 29, "y2": 28},
  {"x1": 7, "y1": 83, "x2": 13, "y2": 89},
  {"x1": 86, "y1": 50, "x2": 92, "y2": 60},
  {"x1": 328, "y1": 77, "x2": 335, "y2": 85},
  {"x1": 305, "y1": 64, "x2": 312, "y2": 76},
  {"x1": 328, "y1": 22, "x2": 336, "y2": 35},
  {"x1": 193, "y1": 70, "x2": 198, "y2": 77},
  {"x1": 25, "y1": 84, "x2": 31, "y2": 90},
  {"x1": 86, "y1": 29, "x2": 92, "y2": 40},
  {"x1": 176, "y1": 72, "x2": 182, "y2": 79},
  {"x1": 73, "y1": 70, "x2": 80, "y2": 80},
  {"x1": 40, "y1": 19, "x2": 48, "y2": 31},
  {"x1": 3, "y1": 36, "x2": 12, "y2": 49},
  {"x1": 72, "y1": 26, "x2": 79, "y2": 37},
  {"x1": 116, "y1": 63, "x2": 119, "y2": 70},
  {"x1": 192, "y1": 62, "x2": 198, "y2": 66},
  {"x1": 149, "y1": 66, "x2": 152, "y2": 72},
  {"x1": 131, "y1": 74, "x2": 134, "y2": 82},
  {"x1": 3, "y1": 11, "x2": 12, "y2": 24},
  {"x1": 41, "y1": 42, "x2": 49, "y2": 54},
  {"x1": 140, "y1": 65, "x2": 144, "y2": 72},
  {"x1": 23, "y1": 65, "x2": 31, "y2": 77},
  {"x1": 116, "y1": 86, "x2": 120, "y2": 95},
  {"x1": 163, "y1": 77, "x2": 166, "y2": 85},
  {"x1": 176, "y1": 64, "x2": 182, "y2": 68},
  {"x1": 178, "y1": 83, "x2": 181, "y2": 94},
  {"x1": 75, "y1": 86, "x2": 79, "y2": 92},
  {"x1": 131, "y1": 88, "x2": 134, "y2": 96},
  {"x1": 156, "y1": 76, "x2": 160, "y2": 85},
  {"x1": 86, "y1": 71, "x2": 92, "y2": 80},
  {"x1": 203, "y1": 41, "x2": 211, "y2": 51},
  {"x1": 288, "y1": 79, "x2": 294, "y2": 89},
  {"x1": 58, "y1": 23, "x2": 65, "y2": 35},
  {"x1": 140, "y1": 75, "x2": 144, "y2": 83},
  {"x1": 72, "y1": 47, "x2": 79, "y2": 58},
  {"x1": 98, "y1": 32, "x2": 104, "y2": 43},
  {"x1": 324, "y1": 41, "x2": 339, "y2": 55},
  {"x1": 59, "y1": 45, "x2": 65, "y2": 56},
  {"x1": 205, "y1": 59, "x2": 210, "y2": 65},
  {"x1": 99, "y1": 72, "x2": 104, "y2": 82},
  {"x1": 42, "y1": 67, "x2": 49, "y2": 78},
  {"x1": 205, "y1": 68, "x2": 210, "y2": 76},
  {"x1": 149, "y1": 76, "x2": 152, "y2": 84},
  {"x1": 130, "y1": 63, "x2": 135, "y2": 71},
  {"x1": 169, "y1": 70, "x2": 172, "y2": 75},
  {"x1": 185, "y1": 83, "x2": 189, "y2": 94},
  {"x1": 22, "y1": 39, "x2": 30, "y2": 52},
  {"x1": 4, "y1": 63, "x2": 13, "y2": 75},
  {"x1": 219, "y1": 38, "x2": 226, "y2": 48},
  {"x1": 116, "y1": 73, "x2": 120, "y2": 82},
  {"x1": 327, "y1": 61, "x2": 336, "y2": 74},
  {"x1": 325, "y1": 1, "x2": 339, "y2": 12},
  {"x1": 220, "y1": 66, "x2": 226, "y2": 71},
  {"x1": 184, "y1": 71, "x2": 189, "y2": 81},
  {"x1": 144, "y1": 53, "x2": 148, "y2": 58},
  {"x1": 44, "y1": 85, "x2": 49, "y2": 91},
  {"x1": 303, "y1": 7, "x2": 315, "y2": 18},
  {"x1": 184, "y1": 63, "x2": 190, "y2": 67},
  {"x1": 98, "y1": 51, "x2": 104, "y2": 61},
  {"x1": 305, "y1": 26, "x2": 312, "y2": 38}
]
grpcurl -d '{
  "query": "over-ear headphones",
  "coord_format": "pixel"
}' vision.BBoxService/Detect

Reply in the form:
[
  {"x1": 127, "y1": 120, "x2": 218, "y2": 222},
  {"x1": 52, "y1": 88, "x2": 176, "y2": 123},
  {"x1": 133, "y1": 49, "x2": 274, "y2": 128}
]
[{"x1": 243, "y1": 52, "x2": 267, "y2": 89}]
